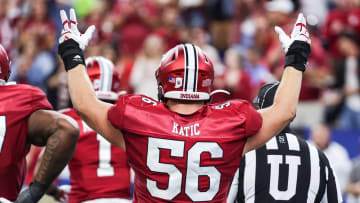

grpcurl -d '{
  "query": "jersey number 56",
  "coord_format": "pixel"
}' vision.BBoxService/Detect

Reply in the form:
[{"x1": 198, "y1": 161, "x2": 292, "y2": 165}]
[{"x1": 146, "y1": 137, "x2": 223, "y2": 201}]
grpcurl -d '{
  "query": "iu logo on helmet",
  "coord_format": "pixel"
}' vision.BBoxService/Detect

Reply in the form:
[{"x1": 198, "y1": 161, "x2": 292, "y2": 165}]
[{"x1": 180, "y1": 93, "x2": 200, "y2": 99}]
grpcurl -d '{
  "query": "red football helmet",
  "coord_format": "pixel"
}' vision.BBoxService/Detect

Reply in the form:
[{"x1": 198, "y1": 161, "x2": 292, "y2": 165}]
[
  {"x1": 0, "y1": 44, "x2": 11, "y2": 81},
  {"x1": 156, "y1": 44, "x2": 214, "y2": 101},
  {"x1": 85, "y1": 56, "x2": 122, "y2": 101}
]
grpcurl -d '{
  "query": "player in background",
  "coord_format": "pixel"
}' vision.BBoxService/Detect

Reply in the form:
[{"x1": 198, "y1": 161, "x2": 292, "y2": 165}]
[
  {"x1": 0, "y1": 43, "x2": 79, "y2": 203},
  {"x1": 57, "y1": 9, "x2": 311, "y2": 202},
  {"x1": 227, "y1": 82, "x2": 343, "y2": 203},
  {"x1": 42, "y1": 56, "x2": 131, "y2": 203}
]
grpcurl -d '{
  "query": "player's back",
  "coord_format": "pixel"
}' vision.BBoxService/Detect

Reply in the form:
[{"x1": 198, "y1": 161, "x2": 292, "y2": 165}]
[
  {"x1": 61, "y1": 108, "x2": 131, "y2": 203},
  {"x1": 107, "y1": 95, "x2": 262, "y2": 203},
  {"x1": 0, "y1": 84, "x2": 52, "y2": 201},
  {"x1": 232, "y1": 132, "x2": 342, "y2": 203}
]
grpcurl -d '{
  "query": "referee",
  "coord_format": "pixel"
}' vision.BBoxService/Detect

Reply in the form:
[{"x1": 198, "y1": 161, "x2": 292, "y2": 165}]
[{"x1": 227, "y1": 82, "x2": 343, "y2": 203}]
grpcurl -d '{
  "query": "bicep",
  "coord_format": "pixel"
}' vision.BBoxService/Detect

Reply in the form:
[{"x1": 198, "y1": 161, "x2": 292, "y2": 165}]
[
  {"x1": 243, "y1": 106, "x2": 288, "y2": 153},
  {"x1": 76, "y1": 100, "x2": 125, "y2": 149},
  {"x1": 27, "y1": 110, "x2": 65, "y2": 146}
]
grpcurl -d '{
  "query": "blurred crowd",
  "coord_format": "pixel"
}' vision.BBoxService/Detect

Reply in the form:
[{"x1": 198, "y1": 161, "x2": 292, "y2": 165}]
[
  {"x1": 1, "y1": 0, "x2": 360, "y2": 201},
  {"x1": 1, "y1": 0, "x2": 360, "y2": 130}
]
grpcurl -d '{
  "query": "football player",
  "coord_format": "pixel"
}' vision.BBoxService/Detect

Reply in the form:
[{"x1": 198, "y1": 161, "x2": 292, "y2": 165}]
[
  {"x1": 0, "y1": 43, "x2": 79, "y2": 203},
  {"x1": 227, "y1": 82, "x2": 343, "y2": 203},
  {"x1": 46, "y1": 56, "x2": 131, "y2": 203},
  {"x1": 57, "y1": 9, "x2": 311, "y2": 202}
]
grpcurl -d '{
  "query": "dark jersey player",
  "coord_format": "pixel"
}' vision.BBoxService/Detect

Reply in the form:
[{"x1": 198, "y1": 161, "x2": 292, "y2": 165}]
[
  {"x1": 58, "y1": 9, "x2": 311, "y2": 203},
  {"x1": 227, "y1": 82, "x2": 343, "y2": 203},
  {"x1": 0, "y1": 44, "x2": 79, "y2": 203}
]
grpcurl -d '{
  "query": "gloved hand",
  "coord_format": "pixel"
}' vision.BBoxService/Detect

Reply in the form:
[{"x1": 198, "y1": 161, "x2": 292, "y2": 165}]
[
  {"x1": 58, "y1": 8, "x2": 95, "y2": 50},
  {"x1": 14, "y1": 181, "x2": 47, "y2": 203},
  {"x1": 58, "y1": 8, "x2": 95, "y2": 71},
  {"x1": 275, "y1": 13, "x2": 311, "y2": 72}
]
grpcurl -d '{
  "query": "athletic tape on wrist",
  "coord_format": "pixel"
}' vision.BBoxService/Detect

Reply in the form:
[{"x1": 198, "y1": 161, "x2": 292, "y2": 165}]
[
  {"x1": 58, "y1": 39, "x2": 85, "y2": 71},
  {"x1": 284, "y1": 41, "x2": 311, "y2": 72}
]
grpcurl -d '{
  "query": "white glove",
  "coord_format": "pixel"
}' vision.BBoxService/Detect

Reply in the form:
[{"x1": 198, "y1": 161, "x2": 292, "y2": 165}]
[
  {"x1": 59, "y1": 8, "x2": 95, "y2": 50},
  {"x1": 0, "y1": 197, "x2": 13, "y2": 203},
  {"x1": 275, "y1": 13, "x2": 311, "y2": 53}
]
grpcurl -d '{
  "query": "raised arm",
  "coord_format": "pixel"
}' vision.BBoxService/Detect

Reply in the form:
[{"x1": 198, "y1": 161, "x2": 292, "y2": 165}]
[
  {"x1": 243, "y1": 14, "x2": 311, "y2": 153},
  {"x1": 15, "y1": 110, "x2": 79, "y2": 203},
  {"x1": 57, "y1": 9, "x2": 125, "y2": 149}
]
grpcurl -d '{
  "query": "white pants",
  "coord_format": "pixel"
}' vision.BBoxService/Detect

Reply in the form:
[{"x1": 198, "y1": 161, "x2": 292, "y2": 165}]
[{"x1": 82, "y1": 198, "x2": 132, "y2": 203}]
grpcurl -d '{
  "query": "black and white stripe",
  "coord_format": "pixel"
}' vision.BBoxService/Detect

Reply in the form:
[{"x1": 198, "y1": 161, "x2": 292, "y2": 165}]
[
  {"x1": 228, "y1": 133, "x2": 342, "y2": 203},
  {"x1": 182, "y1": 44, "x2": 199, "y2": 92}
]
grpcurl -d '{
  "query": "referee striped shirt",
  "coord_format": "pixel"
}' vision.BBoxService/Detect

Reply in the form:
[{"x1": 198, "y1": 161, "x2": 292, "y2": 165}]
[{"x1": 227, "y1": 132, "x2": 342, "y2": 203}]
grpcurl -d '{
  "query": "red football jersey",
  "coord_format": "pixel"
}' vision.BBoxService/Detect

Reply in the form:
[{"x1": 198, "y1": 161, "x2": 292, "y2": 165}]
[
  {"x1": 108, "y1": 95, "x2": 262, "y2": 203},
  {"x1": 61, "y1": 109, "x2": 131, "y2": 203},
  {"x1": 0, "y1": 84, "x2": 52, "y2": 201}
]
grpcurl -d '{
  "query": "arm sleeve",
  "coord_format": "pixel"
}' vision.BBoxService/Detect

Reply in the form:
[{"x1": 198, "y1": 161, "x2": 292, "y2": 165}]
[{"x1": 107, "y1": 95, "x2": 127, "y2": 130}]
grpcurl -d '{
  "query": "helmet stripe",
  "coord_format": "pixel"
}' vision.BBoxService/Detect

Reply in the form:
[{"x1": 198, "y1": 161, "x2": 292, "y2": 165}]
[
  {"x1": 191, "y1": 44, "x2": 198, "y2": 92},
  {"x1": 184, "y1": 44, "x2": 196, "y2": 92},
  {"x1": 97, "y1": 56, "x2": 105, "y2": 91},
  {"x1": 104, "y1": 59, "x2": 113, "y2": 92},
  {"x1": 97, "y1": 56, "x2": 113, "y2": 92},
  {"x1": 183, "y1": 44, "x2": 189, "y2": 91}
]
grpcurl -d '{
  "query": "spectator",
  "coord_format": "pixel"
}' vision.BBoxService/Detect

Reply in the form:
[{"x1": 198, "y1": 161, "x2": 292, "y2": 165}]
[
  {"x1": 336, "y1": 32, "x2": 360, "y2": 130},
  {"x1": 244, "y1": 46, "x2": 275, "y2": 98},
  {"x1": 0, "y1": 0, "x2": 20, "y2": 56},
  {"x1": 130, "y1": 34, "x2": 164, "y2": 99},
  {"x1": 322, "y1": 0, "x2": 360, "y2": 58},
  {"x1": 263, "y1": 0, "x2": 295, "y2": 73},
  {"x1": 110, "y1": 0, "x2": 159, "y2": 57},
  {"x1": 190, "y1": 27, "x2": 224, "y2": 76},
  {"x1": 9, "y1": 0, "x2": 56, "y2": 92},
  {"x1": 19, "y1": 0, "x2": 56, "y2": 52},
  {"x1": 80, "y1": 0, "x2": 112, "y2": 44},
  {"x1": 301, "y1": 0, "x2": 328, "y2": 26},
  {"x1": 9, "y1": 40, "x2": 55, "y2": 93},
  {"x1": 206, "y1": 0, "x2": 234, "y2": 51},
  {"x1": 155, "y1": 6, "x2": 182, "y2": 51},
  {"x1": 46, "y1": 56, "x2": 69, "y2": 110},
  {"x1": 221, "y1": 48, "x2": 252, "y2": 101},
  {"x1": 300, "y1": 27, "x2": 331, "y2": 101},
  {"x1": 115, "y1": 56, "x2": 136, "y2": 95},
  {"x1": 310, "y1": 124, "x2": 352, "y2": 194},
  {"x1": 291, "y1": 26, "x2": 330, "y2": 128}
]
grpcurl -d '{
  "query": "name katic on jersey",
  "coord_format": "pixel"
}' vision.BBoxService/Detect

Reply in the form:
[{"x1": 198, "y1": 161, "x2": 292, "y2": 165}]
[{"x1": 172, "y1": 121, "x2": 200, "y2": 137}]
